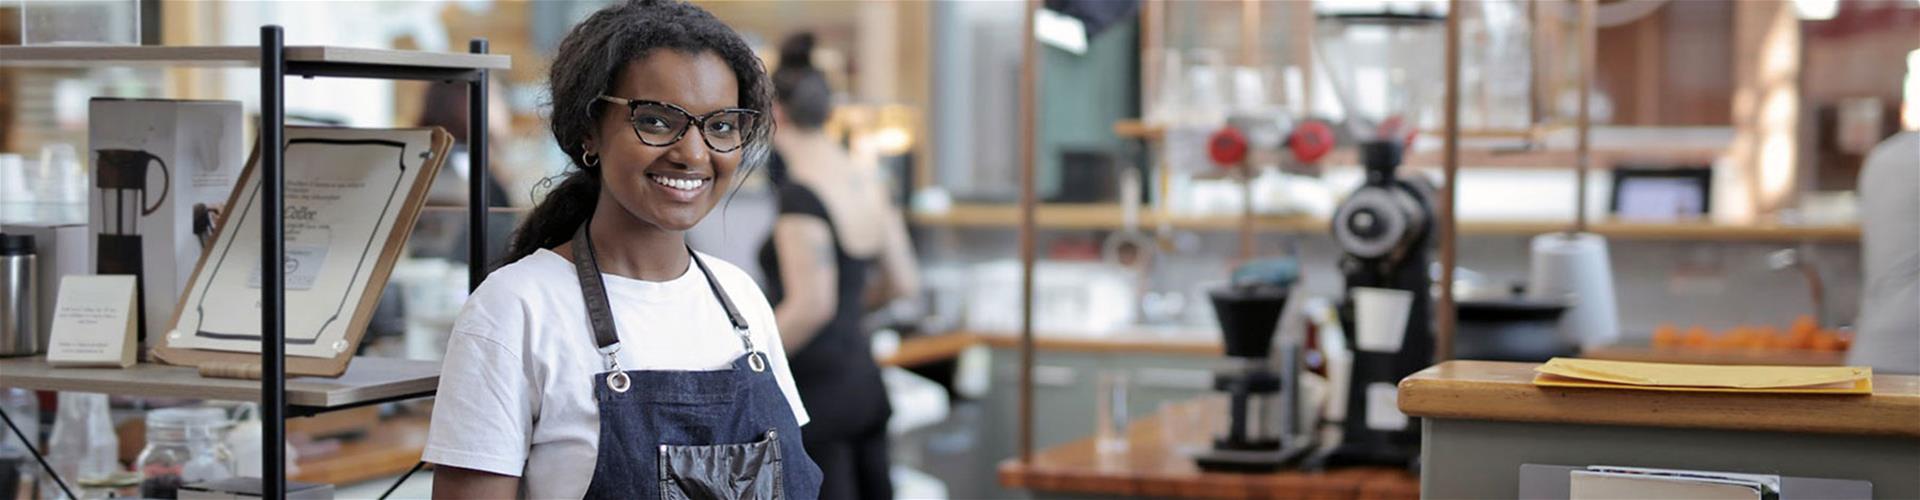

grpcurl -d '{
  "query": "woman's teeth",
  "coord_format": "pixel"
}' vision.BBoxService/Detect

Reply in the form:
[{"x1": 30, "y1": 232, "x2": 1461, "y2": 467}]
[{"x1": 648, "y1": 174, "x2": 707, "y2": 191}]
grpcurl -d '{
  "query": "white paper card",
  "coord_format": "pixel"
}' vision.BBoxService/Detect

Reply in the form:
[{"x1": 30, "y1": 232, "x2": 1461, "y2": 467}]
[
  {"x1": 1364, "y1": 382, "x2": 1407, "y2": 431},
  {"x1": 47, "y1": 275, "x2": 139, "y2": 368}
]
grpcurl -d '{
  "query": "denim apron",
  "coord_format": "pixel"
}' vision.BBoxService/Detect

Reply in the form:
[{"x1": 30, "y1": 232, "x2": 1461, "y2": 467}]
[{"x1": 571, "y1": 222, "x2": 823, "y2": 499}]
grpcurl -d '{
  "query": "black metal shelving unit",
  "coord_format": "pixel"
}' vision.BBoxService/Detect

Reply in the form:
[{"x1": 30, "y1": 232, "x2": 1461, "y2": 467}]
[
  {"x1": 256, "y1": 25, "x2": 492, "y2": 497},
  {"x1": 0, "y1": 26, "x2": 503, "y2": 498}
]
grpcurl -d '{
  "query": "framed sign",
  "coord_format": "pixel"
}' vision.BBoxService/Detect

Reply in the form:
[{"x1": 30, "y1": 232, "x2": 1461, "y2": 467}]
[
  {"x1": 1608, "y1": 166, "x2": 1712, "y2": 222},
  {"x1": 155, "y1": 126, "x2": 450, "y2": 377}
]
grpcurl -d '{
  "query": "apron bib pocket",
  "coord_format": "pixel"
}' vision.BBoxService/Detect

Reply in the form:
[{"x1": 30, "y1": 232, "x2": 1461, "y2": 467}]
[{"x1": 659, "y1": 429, "x2": 784, "y2": 500}]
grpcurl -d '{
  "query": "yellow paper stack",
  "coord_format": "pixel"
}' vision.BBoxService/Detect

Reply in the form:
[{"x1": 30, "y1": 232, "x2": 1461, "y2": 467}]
[{"x1": 1533, "y1": 357, "x2": 1873, "y2": 395}]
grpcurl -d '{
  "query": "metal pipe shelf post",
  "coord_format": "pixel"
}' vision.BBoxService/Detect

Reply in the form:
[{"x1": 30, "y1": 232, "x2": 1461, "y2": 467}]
[
  {"x1": 256, "y1": 26, "x2": 493, "y2": 497},
  {"x1": 259, "y1": 26, "x2": 287, "y2": 498}
]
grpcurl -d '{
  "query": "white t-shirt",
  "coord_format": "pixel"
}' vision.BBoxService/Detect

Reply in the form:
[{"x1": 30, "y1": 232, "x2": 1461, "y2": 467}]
[{"x1": 422, "y1": 249, "x2": 809, "y2": 499}]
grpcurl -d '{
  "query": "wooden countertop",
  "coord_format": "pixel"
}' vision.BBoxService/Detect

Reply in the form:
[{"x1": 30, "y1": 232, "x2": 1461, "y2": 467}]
[
  {"x1": 998, "y1": 399, "x2": 1418, "y2": 499},
  {"x1": 1398, "y1": 360, "x2": 1920, "y2": 438},
  {"x1": 878, "y1": 333, "x2": 980, "y2": 368},
  {"x1": 292, "y1": 416, "x2": 430, "y2": 486}
]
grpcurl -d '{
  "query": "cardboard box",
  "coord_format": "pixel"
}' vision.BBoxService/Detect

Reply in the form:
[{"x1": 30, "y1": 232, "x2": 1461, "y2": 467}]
[
  {"x1": 87, "y1": 99, "x2": 243, "y2": 348},
  {"x1": 1, "y1": 222, "x2": 89, "y2": 347}
]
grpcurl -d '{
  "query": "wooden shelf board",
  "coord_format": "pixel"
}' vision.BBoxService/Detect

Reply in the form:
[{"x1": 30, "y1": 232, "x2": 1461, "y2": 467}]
[
  {"x1": 1113, "y1": 119, "x2": 1166, "y2": 140},
  {"x1": 1323, "y1": 147, "x2": 1723, "y2": 170},
  {"x1": 0, "y1": 45, "x2": 510, "y2": 70},
  {"x1": 910, "y1": 204, "x2": 1860, "y2": 242},
  {"x1": 867, "y1": 330, "x2": 1220, "y2": 357},
  {"x1": 1398, "y1": 360, "x2": 1920, "y2": 438},
  {"x1": 910, "y1": 203, "x2": 1322, "y2": 232},
  {"x1": 1114, "y1": 119, "x2": 1722, "y2": 170},
  {"x1": 967, "y1": 329, "x2": 1222, "y2": 356},
  {"x1": 419, "y1": 204, "x2": 531, "y2": 214},
  {"x1": 0, "y1": 356, "x2": 439, "y2": 409},
  {"x1": 1115, "y1": 119, "x2": 1565, "y2": 140}
]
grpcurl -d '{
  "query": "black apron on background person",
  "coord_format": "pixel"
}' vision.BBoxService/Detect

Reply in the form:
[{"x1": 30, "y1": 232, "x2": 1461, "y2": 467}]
[{"x1": 571, "y1": 220, "x2": 823, "y2": 499}]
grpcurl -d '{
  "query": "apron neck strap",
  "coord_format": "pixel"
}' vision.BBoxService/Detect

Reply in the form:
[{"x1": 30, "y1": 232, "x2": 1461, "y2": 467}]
[
  {"x1": 690, "y1": 248, "x2": 751, "y2": 333},
  {"x1": 572, "y1": 218, "x2": 751, "y2": 352}
]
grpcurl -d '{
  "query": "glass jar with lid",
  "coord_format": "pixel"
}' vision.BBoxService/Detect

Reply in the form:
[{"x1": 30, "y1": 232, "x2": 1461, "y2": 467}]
[{"x1": 135, "y1": 407, "x2": 235, "y2": 499}]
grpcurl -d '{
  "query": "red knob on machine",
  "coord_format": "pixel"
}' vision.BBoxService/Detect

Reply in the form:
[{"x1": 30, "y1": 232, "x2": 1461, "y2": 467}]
[
  {"x1": 1377, "y1": 116, "x2": 1418, "y2": 147},
  {"x1": 1208, "y1": 126, "x2": 1249, "y2": 167},
  {"x1": 1288, "y1": 120, "x2": 1335, "y2": 164}
]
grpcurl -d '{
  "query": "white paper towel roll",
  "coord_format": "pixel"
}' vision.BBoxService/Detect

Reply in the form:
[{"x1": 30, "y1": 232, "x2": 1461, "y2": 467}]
[{"x1": 1528, "y1": 232, "x2": 1620, "y2": 349}]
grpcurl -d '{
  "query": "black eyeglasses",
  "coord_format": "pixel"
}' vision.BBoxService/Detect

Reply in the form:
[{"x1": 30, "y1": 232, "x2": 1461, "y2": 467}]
[{"x1": 597, "y1": 95, "x2": 760, "y2": 153}]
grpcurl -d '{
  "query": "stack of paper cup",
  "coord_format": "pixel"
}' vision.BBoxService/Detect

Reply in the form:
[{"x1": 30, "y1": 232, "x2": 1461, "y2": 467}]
[
  {"x1": 1353, "y1": 287, "x2": 1413, "y2": 354},
  {"x1": 1527, "y1": 232, "x2": 1619, "y2": 349}
]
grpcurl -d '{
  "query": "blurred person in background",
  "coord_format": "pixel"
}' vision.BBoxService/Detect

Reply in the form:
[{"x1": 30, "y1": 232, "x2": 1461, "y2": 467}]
[
  {"x1": 759, "y1": 32, "x2": 920, "y2": 500},
  {"x1": 414, "y1": 78, "x2": 519, "y2": 266},
  {"x1": 360, "y1": 79, "x2": 521, "y2": 354},
  {"x1": 1850, "y1": 131, "x2": 1919, "y2": 374}
]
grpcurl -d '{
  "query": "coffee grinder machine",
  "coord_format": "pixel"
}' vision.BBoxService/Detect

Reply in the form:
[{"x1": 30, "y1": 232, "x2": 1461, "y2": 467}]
[
  {"x1": 1196, "y1": 260, "x2": 1308, "y2": 472},
  {"x1": 1313, "y1": 8, "x2": 1446, "y2": 467},
  {"x1": 94, "y1": 149, "x2": 169, "y2": 344}
]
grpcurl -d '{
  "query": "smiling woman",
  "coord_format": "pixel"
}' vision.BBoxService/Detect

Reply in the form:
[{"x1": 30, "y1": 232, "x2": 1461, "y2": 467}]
[
  {"x1": 499, "y1": 1, "x2": 774, "y2": 267},
  {"x1": 421, "y1": 1, "x2": 820, "y2": 499},
  {"x1": 577, "y1": 49, "x2": 754, "y2": 242}
]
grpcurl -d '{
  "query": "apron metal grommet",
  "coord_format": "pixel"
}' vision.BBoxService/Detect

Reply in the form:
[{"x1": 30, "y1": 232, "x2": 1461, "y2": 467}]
[
  {"x1": 607, "y1": 371, "x2": 631, "y2": 393},
  {"x1": 748, "y1": 352, "x2": 767, "y2": 372}
]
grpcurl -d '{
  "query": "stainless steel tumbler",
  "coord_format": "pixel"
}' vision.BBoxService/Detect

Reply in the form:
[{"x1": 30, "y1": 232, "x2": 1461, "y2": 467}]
[{"x1": 0, "y1": 234, "x2": 39, "y2": 357}]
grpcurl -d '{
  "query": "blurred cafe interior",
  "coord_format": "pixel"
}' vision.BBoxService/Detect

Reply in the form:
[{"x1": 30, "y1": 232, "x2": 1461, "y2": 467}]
[{"x1": 0, "y1": 0, "x2": 1917, "y2": 498}]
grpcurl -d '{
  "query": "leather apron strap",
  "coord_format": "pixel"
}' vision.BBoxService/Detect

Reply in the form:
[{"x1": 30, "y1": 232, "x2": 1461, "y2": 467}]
[{"x1": 571, "y1": 219, "x2": 760, "y2": 378}]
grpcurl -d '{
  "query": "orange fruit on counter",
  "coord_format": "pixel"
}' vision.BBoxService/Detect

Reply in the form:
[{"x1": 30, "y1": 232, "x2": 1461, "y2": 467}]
[
  {"x1": 1653, "y1": 318, "x2": 1844, "y2": 353},
  {"x1": 1809, "y1": 330, "x2": 1841, "y2": 351},
  {"x1": 1716, "y1": 326, "x2": 1754, "y2": 349},
  {"x1": 1809, "y1": 330, "x2": 1856, "y2": 352},
  {"x1": 1683, "y1": 327, "x2": 1713, "y2": 348},
  {"x1": 1789, "y1": 315, "x2": 1818, "y2": 335},
  {"x1": 1789, "y1": 328, "x2": 1816, "y2": 349},
  {"x1": 1765, "y1": 331, "x2": 1796, "y2": 350},
  {"x1": 1652, "y1": 323, "x2": 1682, "y2": 348}
]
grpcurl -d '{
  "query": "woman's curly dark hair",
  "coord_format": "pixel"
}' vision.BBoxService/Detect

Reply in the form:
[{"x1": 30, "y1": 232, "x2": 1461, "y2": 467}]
[{"x1": 501, "y1": 0, "x2": 773, "y2": 266}]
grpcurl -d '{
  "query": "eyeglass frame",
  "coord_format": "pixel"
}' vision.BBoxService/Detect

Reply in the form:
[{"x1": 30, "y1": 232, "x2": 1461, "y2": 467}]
[{"x1": 596, "y1": 95, "x2": 761, "y2": 153}]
